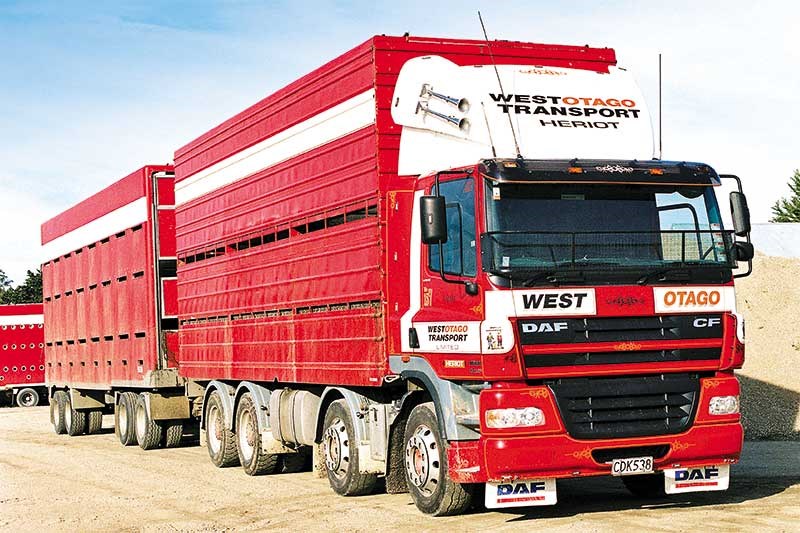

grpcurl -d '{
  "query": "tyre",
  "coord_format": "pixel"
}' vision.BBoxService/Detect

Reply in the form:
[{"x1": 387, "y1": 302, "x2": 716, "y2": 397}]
[
  {"x1": 280, "y1": 451, "x2": 308, "y2": 474},
  {"x1": 322, "y1": 399, "x2": 377, "y2": 496},
  {"x1": 86, "y1": 410, "x2": 103, "y2": 434},
  {"x1": 52, "y1": 390, "x2": 68, "y2": 434},
  {"x1": 205, "y1": 389, "x2": 239, "y2": 468},
  {"x1": 64, "y1": 393, "x2": 87, "y2": 436},
  {"x1": 15, "y1": 387, "x2": 40, "y2": 407},
  {"x1": 135, "y1": 394, "x2": 163, "y2": 450},
  {"x1": 235, "y1": 393, "x2": 280, "y2": 475},
  {"x1": 115, "y1": 392, "x2": 138, "y2": 446},
  {"x1": 403, "y1": 402, "x2": 473, "y2": 516},
  {"x1": 622, "y1": 473, "x2": 667, "y2": 498},
  {"x1": 162, "y1": 421, "x2": 183, "y2": 448}
]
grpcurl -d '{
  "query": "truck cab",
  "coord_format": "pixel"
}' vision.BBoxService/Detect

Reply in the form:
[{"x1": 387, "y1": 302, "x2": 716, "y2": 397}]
[{"x1": 397, "y1": 156, "x2": 753, "y2": 509}]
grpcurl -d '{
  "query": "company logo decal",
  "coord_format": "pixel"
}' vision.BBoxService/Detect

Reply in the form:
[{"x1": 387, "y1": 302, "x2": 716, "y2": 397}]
[
  {"x1": 497, "y1": 481, "x2": 547, "y2": 502},
  {"x1": 674, "y1": 467, "x2": 719, "y2": 487},
  {"x1": 513, "y1": 289, "x2": 597, "y2": 316},
  {"x1": 654, "y1": 287, "x2": 729, "y2": 314},
  {"x1": 521, "y1": 322, "x2": 568, "y2": 333},
  {"x1": 427, "y1": 324, "x2": 469, "y2": 342},
  {"x1": 489, "y1": 93, "x2": 642, "y2": 131},
  {"x1": 613, "y1": 342, "x2": 642, "y2": 351}
]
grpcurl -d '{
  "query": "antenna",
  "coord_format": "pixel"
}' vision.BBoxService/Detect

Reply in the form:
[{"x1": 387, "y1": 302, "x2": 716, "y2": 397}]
[
  {"x1": 481, "y1": 102, "x2": 498, "y2": 157},
  {"x1": 658, "y1": 52, "x2": 663, "y2": 160},
  {"x1": 478, "y1": 10, "x2": 522, "y2": 159}
]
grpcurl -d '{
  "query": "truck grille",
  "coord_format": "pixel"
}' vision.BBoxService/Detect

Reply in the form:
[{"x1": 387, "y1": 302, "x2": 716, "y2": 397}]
[{"x1": 547, "y1": 373, "x2": 699, "y2": 439}]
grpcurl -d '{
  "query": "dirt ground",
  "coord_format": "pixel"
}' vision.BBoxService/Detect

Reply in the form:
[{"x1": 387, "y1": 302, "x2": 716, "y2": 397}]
[{"x1": 0, "y1": 407, "x2": 798, "y2": 532}]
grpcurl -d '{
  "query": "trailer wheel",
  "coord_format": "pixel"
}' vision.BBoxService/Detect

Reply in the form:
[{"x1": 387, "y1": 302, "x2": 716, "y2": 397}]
[
  {"x1": 322, "y1": 399, "x2": 377, "y2": 496},
  {"x1": 403, "y1": 402, "x2": 473, "y2": 516},
  {"x1": 280, "y1": 452, "x2": 308, "y2": 474},
  {"x1": 64, "y1": 394, "x2": 87, "y2": 436},
  {"x1": 16, "y1": 387, "x2": 40, "y2": 407},
  {"x1": 205, "y1": 390, "x2": 239, "y2": 467},
  {"x1": 52, "y1": 391, "x2": 68, "y2": 434},
  {"x1": 235, "y1": 393, "x2": 280, "y2": 475},
  {"x1": 135, "y1": 394, "x2": 163, "y2": 450},
  {"x1": 86, "y1": 410, "x2": 103, "y2": 434},
  {"x1": 115, "y1": 392, "x2": 138, "y2": 446},
  {"x1": 622, "y1": 473, "x2": 667, "y2": 498},
  {"x1": 162, "y1": 421, "x2": 183, "y2": 448}
]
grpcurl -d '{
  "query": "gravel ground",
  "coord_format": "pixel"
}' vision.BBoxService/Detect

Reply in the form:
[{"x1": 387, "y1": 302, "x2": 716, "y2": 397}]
[
  {"x1": 736, "y1": 254, "x2": 800, "y2": 439},
  {"x1": 1, "y1": 407, "x2": 799, "y2": 532}
]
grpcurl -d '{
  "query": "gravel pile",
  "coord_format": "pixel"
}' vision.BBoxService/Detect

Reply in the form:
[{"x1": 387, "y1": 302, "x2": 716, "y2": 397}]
[{"x1": 736, "y1": 253, "x2": 800, "y2": 439}]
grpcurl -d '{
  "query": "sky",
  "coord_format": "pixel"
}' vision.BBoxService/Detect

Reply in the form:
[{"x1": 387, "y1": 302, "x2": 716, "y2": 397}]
[{"x1": 0, "y1": 0, "x2": 797, "y2": 284}]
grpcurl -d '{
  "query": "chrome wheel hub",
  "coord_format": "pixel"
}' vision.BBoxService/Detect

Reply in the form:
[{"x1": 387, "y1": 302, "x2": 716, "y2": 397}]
[{"x1": 405, "y1": 423, "x2": 441, "y2": 495}]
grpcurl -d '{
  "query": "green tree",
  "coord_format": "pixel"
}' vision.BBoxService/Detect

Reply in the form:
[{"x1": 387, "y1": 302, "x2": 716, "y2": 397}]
[
  {"x1": 771, "y1": 169, "x2": 800, "y2": 222},
  {"x1": 0, "y1": 269, "x2": 42, "y2": 304}
]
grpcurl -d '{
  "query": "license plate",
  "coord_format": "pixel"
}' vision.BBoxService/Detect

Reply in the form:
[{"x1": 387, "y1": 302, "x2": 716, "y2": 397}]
[
  {"x1": 664, "y1": 464, "x2": 730, "y2": 494},
  {"x1": 611, "y1": 456, "x2": 654, "y2": 476},
  {"x1": 484, "y1": 478, "x2": 557, "y2": 509}
]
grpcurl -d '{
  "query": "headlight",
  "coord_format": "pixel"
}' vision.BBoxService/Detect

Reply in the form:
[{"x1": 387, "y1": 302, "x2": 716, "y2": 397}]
[
  {"x1": 709, "y1": 395, "x2": 740, "y2": 415},
  {"x1": 485, "y1": 407, "x2": 545, "y2": 429}
]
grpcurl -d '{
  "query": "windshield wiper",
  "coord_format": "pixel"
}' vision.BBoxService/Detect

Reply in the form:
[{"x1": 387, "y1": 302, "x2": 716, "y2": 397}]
[
  {"x1": 520, "y1": 270, "x2": 585, "y2": 287},
  {"x1": 636, "y1": 268, "x2": 692, "y2": 285}
]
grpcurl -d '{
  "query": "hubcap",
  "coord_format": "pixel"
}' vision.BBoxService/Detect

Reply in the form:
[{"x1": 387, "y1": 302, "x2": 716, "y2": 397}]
[
  {"x1": 207, "y1": 404, "x2": 222, "y2": 454},
  {"x1": 118, "y1": 402, "x2": 128, "y2": 438},
  {"x1": 323, "y1": 417, "x2": 350, "y2": 479},
  {"x1": 237, "y1": 407, "x2": 256, "y2": 462},
  {"x1": 65, "y1": 401, "x2": 73, "y2": 431},
  {"x1": 136, "y1": 400, "x2": 147, "y2": 438},
  {"x1": 19, "y1": 391, "x2": 35, "y2": 407},
  {"x1": 405, "y1": 424, "x2": 441, "y2": 495}
]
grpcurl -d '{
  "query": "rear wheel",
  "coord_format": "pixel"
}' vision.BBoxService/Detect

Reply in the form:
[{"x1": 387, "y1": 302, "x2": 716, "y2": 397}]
[
  {"x1": 16, "y1": 387, "x2": 39, "y2": 407},
  {"x1": 163, "y1": 421, "x2": 183, "y2": 448},
  {"x1": 115, "y1": 392, "x2": 138, "y2": 446},
  {"x1": 86, "y1": 410, "x2": 103, "y2": 434},
  {"x1": 622, "y1": 473, "x2": 667, "y2": 498},
  {"x1": 64, "y1": 394, "x2": 87, "y2": 436},
  {"x1": 52, "y1": 391, "x2": 67, "y2": 434},
  {"x1": 403, "y1": 402, "x2": 473, "y2": 516},
  {"x1": 323, "y1": 399, "x2": 377, "y2": 496},
  {"x1": 235, "y1": 393, "x2": 280, "y2": 475},
  {"x1": 135, "y1": 394, "x2": 163, "y2": 450},
  {"x1": 205, "y1": 390, "x2": 239, "y2": 468}
]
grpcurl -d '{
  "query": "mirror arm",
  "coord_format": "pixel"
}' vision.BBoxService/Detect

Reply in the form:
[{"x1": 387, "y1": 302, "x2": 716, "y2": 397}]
[{"x1": 720, "y1": 174, "x2": 753, "y2": 278}]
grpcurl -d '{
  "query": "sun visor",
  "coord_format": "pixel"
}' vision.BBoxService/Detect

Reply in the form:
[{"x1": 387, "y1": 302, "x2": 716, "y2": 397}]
[{"x1": 391, "y1": 56, "x2": 655, "y2": 176}]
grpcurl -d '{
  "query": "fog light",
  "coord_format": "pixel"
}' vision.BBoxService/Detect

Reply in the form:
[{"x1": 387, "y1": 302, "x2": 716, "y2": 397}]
[
  {"x1": 709, "y1": 395, "x2": 739, "y2": 415},
  {"x1": 485, "y1": 407, "x2": 545, "y2": 428}
]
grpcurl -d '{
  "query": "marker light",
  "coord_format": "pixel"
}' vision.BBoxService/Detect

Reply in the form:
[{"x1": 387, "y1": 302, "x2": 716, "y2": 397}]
[
  {"x1": 567, "y1": 167, "x2": 583, "y2": 174},
  {"x1": 485, "y1": 407, "x2": 545, "y2": 429},
  {"x1": 649, "y1": 168, "x2": 665, "y2": 175},
  {"x1": 709, "y1": 395, "x2": 740, "y2": 416}
]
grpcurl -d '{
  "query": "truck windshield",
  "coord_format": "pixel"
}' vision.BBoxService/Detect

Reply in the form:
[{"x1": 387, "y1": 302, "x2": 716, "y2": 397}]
[{"x1": 482, "y1": 181, "x2": 735, "y2": 282}]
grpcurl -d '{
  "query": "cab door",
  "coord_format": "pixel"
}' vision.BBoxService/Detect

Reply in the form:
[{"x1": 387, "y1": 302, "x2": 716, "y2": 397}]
[{"x1": 411, "y1": 174, "x2": 484, "y2": 367}]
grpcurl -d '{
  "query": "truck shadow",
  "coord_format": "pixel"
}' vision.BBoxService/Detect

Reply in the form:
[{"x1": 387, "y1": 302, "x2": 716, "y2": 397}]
[
  {"x1": 497, "y1": 472, "x2": 800, "y2": 521},
  {"x1": 739, "y1": 375, "x2": 800, "y2": 440}
]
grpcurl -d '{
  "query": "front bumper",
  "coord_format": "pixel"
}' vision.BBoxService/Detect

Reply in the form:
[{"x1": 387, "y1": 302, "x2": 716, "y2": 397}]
[{"x1": 449, "y1": 421, "x2": 742, "y2": 483}]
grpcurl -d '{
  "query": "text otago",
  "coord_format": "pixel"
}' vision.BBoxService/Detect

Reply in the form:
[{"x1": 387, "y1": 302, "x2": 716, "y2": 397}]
[{"x1": 427, "y1": 324, "x2": 470, "y2": 342}]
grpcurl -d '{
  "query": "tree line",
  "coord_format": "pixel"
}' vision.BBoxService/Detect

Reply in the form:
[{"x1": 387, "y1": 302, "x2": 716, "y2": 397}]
[{"x1": 0, "y1": 269, "x2": 43, "y2": 304}]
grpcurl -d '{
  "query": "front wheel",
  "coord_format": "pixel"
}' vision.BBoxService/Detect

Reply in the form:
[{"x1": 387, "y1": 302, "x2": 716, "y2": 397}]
[
  {"x1": 322, "y1": 399, "x2": 377, "y2": 496},
  {"x1": 403, "y1": 402, "x2": 473, "y2": 516},
  {"x1": 16, "y1": 387, "x2": 40, "y2": 407}
]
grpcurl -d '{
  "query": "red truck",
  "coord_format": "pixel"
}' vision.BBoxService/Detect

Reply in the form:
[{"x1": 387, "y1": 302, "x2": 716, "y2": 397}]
[
  {"x1": 0, "y1": 304, "x2": 45, "y2": 407},
  {"x1": 44, "y1": 35, "x2": 754, "y2": 515}
]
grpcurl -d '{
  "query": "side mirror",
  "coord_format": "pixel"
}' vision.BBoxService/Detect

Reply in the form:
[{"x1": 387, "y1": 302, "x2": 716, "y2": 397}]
[
  {"x1": 734, "y1": 241, "x2": 754, "y2": 262},
  {"x1": 420, "y1": 196, "x2": 447, "y2": 244},
  {"x1": 730, "y1": 191, "x2": 751, "y2": 237}
]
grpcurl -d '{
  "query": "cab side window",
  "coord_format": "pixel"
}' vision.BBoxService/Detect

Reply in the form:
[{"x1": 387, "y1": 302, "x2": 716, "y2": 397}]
[{"x1": 428, "y1": 178, "x2": 476, "y2": 277}]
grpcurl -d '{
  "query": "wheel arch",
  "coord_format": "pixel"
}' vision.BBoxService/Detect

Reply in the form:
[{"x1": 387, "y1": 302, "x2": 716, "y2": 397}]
[{"x1": 201, "y1": 380, "x2": 236, "y2": 431}]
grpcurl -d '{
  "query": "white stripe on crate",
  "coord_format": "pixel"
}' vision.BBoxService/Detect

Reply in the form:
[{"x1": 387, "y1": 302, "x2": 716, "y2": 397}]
[
  {"x1": 0, "y1": 315, "x2": 44, "y2": 326},
  {"x1": 41, "y1": 197, "x2": 148, "y2": 262},
  {"x1": 175, "y1": 89, "x2": 376, "y2": 206}
]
